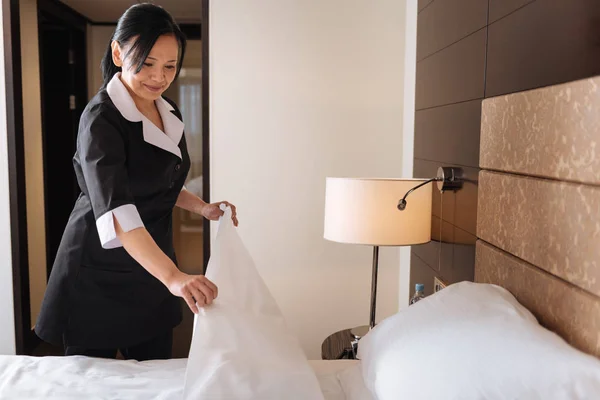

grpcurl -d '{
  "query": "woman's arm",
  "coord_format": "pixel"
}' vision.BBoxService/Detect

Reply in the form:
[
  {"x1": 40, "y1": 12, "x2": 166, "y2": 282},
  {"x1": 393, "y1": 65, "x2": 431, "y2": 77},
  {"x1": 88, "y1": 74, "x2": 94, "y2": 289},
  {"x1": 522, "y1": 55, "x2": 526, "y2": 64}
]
[
  {"x1": 176, "y1": 188, "x2": 208, "y2": 215},
  {"x1": 114, "y1": 219, "x2": 218, "y2": 314},
  {"x1": 176, "y1": 188, "x2": 239, "y2": 226}
]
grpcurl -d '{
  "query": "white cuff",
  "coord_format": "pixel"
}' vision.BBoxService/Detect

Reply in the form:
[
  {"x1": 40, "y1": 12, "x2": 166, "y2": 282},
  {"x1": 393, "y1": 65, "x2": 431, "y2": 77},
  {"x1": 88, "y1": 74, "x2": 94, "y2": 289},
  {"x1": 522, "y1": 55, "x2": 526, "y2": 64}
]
[{"x1": 96, "y1": 204, "x2": 144, "y2": 249}]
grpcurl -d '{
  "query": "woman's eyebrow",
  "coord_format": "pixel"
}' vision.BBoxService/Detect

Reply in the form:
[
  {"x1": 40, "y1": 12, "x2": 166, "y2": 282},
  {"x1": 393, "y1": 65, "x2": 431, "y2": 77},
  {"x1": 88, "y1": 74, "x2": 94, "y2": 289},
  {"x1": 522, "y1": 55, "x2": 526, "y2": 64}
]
[{"x1": 147, "y1": 56, "x2": 177, "y2": 62}]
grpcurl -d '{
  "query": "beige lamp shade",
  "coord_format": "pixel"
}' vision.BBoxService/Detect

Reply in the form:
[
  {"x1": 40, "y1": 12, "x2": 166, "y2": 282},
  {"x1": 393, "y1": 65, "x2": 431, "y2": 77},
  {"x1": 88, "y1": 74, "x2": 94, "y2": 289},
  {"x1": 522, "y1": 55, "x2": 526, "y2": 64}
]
[{"x1": 324, "y1": 177, "x2": 433, "y2": 246}]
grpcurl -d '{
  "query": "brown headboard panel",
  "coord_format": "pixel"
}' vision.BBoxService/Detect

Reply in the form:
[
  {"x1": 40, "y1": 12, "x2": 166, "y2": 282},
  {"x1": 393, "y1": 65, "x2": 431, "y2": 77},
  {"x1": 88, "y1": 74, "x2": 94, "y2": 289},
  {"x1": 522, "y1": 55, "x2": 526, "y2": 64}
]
[{"x1": 475, "y1": 75, "x2": 600, "y2": 357}]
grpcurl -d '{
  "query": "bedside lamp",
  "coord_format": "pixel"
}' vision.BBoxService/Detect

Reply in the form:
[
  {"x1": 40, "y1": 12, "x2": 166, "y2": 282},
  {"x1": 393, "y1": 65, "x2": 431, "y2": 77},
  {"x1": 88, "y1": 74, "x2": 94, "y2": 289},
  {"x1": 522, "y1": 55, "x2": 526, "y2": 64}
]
[{"x1": 323, "y1": 177, "x2": 433, "y2": 337}]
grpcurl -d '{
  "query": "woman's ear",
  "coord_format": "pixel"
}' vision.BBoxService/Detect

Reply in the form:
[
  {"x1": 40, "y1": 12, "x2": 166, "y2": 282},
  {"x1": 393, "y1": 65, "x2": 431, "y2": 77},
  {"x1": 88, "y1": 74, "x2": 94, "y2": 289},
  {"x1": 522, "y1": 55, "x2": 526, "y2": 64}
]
[{"x1": 111, "y1": 40, "x2": 123, "y2": 68}]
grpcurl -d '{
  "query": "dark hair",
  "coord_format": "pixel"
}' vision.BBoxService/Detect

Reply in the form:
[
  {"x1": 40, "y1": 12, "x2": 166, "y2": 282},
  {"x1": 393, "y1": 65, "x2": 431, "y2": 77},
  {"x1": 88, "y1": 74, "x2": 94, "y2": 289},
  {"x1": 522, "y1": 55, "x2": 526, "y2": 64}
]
[{"x1": 101, "y1": 3, "x2": 186, "y2": 88}]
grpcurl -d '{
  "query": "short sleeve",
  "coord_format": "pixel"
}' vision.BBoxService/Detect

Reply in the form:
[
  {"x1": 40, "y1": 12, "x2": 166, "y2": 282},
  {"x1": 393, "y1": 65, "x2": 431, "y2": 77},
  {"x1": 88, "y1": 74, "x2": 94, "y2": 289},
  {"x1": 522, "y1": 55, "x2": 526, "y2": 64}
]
[{"x1": 77, "y1": 108, "x2": 144, "y2": 249}]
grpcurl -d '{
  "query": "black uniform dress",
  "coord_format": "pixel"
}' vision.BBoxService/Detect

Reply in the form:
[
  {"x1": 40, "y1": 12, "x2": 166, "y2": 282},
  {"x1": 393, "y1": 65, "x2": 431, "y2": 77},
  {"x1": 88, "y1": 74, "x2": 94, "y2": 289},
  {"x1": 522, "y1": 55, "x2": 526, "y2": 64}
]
[{"x1": 35, "y1": 72, "x2": 191, "y2": 352}]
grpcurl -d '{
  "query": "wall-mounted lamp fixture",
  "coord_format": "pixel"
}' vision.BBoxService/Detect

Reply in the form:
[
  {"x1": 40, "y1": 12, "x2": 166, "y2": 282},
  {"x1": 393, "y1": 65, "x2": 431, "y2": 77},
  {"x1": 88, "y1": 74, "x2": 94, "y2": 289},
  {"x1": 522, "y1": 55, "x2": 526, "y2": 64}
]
[{"x1": 398, "y1": 167, "x2": 464, "y2": 211}]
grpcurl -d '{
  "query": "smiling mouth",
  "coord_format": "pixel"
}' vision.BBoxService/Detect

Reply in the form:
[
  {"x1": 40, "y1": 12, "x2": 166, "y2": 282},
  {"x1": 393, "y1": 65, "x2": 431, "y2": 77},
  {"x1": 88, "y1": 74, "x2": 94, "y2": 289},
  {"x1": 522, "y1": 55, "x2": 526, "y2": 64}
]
[{"x1": 144, "y1": 84, "x2": 163, "y2": 92}]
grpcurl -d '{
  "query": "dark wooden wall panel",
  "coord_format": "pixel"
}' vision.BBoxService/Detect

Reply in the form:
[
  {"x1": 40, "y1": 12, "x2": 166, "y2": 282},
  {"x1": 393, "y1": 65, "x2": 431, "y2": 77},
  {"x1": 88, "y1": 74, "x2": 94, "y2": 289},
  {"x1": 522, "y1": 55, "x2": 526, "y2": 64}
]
[
  {"x1": 418, "y1": 0, "x2": 434, "y2": 13},
  {"x1": 417, "y1": 0, "x2": 488, "y2": 61},
  {"x1": 412, "y1": 217, "x2": 453, "y2": 278},
  {"x1": 488, "y1": 0, "x2": 535, "y2": 23},
  {"x1": 414, "y1": 159, "x2": 479, "y2": 236},
  {"x1": 414, "y1": 100, "x2": 481, "y2": 168},
  {"x1": 410, "y1": 0, "x2": 600, "y2": 300},
  {"x1": 410, "y1": 253, "x2": 438, "y2": 297},
  {"x1": 416, "y1": 29, "x2": 487, "y2": 110},
  {"x1": 412, "y1": 217, "x2": 476, "y2": 288},
  {"x1": 452, "y1": 230, "x2": 477, "y2": 282},
  {"x1": 486, "y1": 0, "x2": 600, "y2": 97},
  {"x1": 412, "y1": 157, "x2": 478, "y2": 290}
]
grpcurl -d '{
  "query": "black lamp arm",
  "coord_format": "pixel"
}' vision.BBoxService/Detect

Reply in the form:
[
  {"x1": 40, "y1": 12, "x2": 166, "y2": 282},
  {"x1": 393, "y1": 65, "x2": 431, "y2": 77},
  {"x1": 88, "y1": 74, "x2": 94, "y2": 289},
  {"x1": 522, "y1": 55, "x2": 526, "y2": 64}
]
[
  {"x1": 397, "y1": 178, "x2": 440, "y2": 211},
  {"x1": 397, "y1": 167, "x2": 464, "y2": 211}
]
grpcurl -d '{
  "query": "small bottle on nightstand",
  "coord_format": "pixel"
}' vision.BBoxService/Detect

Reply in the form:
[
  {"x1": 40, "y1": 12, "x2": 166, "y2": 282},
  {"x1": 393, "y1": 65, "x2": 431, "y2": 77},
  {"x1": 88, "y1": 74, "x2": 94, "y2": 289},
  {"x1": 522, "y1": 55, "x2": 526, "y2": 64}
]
[{"x1": 409, "y1": 283, "x2": 425, "y2": 305}]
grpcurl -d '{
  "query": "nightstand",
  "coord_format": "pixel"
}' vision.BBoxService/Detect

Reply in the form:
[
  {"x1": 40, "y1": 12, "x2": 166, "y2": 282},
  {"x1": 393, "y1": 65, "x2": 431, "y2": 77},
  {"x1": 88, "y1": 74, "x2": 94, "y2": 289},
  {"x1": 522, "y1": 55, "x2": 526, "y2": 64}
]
[{"x1": 321, "y1": 329, "x2": 359, "y2": 360}]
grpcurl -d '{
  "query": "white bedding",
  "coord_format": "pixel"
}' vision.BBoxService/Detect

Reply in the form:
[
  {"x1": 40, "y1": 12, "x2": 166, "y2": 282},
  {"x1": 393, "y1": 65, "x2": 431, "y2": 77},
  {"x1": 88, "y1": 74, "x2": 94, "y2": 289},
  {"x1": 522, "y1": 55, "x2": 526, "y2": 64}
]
[{"x1": 0, "y1": 356, "x2": 362, "y2": 400}]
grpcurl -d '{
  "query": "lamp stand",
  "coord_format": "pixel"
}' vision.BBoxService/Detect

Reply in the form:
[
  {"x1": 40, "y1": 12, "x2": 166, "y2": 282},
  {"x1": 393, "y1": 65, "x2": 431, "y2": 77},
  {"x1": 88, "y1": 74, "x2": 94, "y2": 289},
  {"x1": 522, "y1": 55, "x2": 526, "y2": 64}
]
[{"x1": 351, "y1": 245, "x2": 379, "y2": 339}]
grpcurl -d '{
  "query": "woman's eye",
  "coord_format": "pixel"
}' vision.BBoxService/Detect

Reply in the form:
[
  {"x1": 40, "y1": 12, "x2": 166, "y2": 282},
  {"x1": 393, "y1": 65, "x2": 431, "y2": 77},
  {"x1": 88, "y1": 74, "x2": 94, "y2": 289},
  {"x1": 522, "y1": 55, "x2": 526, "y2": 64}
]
[
  {"x1": 165, "y1": 65, "x2": 175, "y2": 70},
  {"x1": 143, "y1": 63, "x2": 153, "y2": 67}
]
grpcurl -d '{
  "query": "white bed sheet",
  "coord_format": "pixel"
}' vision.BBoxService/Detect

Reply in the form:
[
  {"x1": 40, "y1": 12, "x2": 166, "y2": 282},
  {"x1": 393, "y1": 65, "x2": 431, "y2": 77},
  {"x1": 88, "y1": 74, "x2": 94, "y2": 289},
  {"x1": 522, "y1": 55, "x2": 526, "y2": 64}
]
[{"x1": 0, "y1": 356, "x2": 362, "y2": 400}]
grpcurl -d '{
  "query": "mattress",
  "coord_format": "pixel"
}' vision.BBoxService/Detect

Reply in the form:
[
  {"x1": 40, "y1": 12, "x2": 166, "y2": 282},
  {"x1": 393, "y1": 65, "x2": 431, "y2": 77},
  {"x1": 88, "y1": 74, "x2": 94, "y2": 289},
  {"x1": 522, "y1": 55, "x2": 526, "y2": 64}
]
[{"x1": 0, "y1": 356, "x2": 367, "y2": 399}]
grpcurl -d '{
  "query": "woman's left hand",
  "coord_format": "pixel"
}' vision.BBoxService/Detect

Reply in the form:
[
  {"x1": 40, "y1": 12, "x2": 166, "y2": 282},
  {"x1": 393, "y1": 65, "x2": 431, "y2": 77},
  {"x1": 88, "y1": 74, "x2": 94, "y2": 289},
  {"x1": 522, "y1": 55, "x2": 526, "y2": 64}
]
[{"x1": 201, "y1": 201, "x2": 238, "y2": 226}]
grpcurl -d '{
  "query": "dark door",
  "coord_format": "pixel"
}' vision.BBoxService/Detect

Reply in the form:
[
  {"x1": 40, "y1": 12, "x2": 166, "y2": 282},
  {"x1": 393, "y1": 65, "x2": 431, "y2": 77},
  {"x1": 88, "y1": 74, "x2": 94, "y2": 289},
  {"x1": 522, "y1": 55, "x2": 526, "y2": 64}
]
[{"x1": 38, "y1": 6, "x2": 87, "y2": 277}]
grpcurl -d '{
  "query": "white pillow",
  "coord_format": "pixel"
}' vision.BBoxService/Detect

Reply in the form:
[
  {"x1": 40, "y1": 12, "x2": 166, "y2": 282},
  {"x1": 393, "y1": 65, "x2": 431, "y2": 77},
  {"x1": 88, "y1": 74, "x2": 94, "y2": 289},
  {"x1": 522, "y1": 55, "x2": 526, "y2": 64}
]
[{"x1": 358, "y1": 281, "x2": 600, "y2": 400}]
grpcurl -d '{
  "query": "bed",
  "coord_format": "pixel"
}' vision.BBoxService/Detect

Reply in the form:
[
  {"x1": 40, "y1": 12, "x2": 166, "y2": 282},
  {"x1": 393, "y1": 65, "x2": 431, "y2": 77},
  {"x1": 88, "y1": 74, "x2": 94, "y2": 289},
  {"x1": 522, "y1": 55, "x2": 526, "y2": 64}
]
[
  {"x1": 1, "y1": 76, "x2": 600, "y2": 400},
  {"x1": 0, "y1": 357, "x2": 362, "y2": 399}
]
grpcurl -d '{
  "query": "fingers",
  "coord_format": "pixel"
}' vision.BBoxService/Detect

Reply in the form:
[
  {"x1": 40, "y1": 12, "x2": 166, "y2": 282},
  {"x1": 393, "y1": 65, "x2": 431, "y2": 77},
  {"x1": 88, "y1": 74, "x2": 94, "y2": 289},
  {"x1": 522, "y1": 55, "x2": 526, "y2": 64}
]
[
  {"x1": 228, "y1": 202, "x2": 236, "y2": 213},
  {"x1": 230, "y1": 204, "x2": 238, "y2": 226},
  {"x1": 202, "y1": 203, "x2": 223, "y2": 221},
  {"x1": 194, "y1": 279, "x2": 216, "y2": 305},
  {"x1": 189, "y1": 285, "x2": 208, "y2": 307},
  {"x1": 182, "y1": 288, "x2": 199, "y2": 314},
  {"x1": 206, "y1": 205, "x2": 223, "y2": 220},
  {"x1": 202, "y1": 277, "x2": 219, "y2": 299},
  {"x1": 171, "y1": 273, "x2": 219, "y2": 312},
  {"x1": 221, "y1": 201, "x2": 239, "y2": 226}
]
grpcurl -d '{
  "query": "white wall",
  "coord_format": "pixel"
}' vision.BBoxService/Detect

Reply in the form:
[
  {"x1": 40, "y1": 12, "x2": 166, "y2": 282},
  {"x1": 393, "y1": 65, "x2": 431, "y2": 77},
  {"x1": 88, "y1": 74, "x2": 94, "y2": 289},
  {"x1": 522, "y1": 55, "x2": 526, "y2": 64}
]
[
  {"x1": 0, "y1": 1, "x2": 16, "y2": 356},
  {"x1": 211, "y1": 0, "x2": 407, "y2": 358},
  {"x1": 20, "y1": 0, "x2": 46, "y2": 328},
  {"x1": 399, "y1": 0, "x2": 418, "y2": 309}
]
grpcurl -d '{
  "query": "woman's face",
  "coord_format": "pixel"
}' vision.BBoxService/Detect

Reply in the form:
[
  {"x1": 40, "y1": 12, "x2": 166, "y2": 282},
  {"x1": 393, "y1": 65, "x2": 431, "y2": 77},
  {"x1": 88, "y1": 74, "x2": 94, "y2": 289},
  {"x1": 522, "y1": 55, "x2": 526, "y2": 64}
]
[{"x1": 112, "y1": 34, "x2": 179, "y2": 103}]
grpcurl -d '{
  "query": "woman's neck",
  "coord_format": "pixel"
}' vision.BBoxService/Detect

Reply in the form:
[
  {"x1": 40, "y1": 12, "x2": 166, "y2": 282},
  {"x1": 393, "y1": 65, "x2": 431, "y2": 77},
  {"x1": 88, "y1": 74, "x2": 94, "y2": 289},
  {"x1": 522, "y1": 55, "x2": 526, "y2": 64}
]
[
  {"x1": 119, "y1": 76, "x2": 156, "y2": 114},
  {"x1": 133, "y1": 96, "x2": 156, "y2": 115}
]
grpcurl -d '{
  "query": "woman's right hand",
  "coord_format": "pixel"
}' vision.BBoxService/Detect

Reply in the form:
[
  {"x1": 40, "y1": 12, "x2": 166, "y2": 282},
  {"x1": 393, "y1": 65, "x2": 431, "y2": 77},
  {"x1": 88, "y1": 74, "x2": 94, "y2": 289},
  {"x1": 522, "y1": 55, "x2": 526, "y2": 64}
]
[{"x1": 166, "y1": 271, "x2": 219, "y2": 314}]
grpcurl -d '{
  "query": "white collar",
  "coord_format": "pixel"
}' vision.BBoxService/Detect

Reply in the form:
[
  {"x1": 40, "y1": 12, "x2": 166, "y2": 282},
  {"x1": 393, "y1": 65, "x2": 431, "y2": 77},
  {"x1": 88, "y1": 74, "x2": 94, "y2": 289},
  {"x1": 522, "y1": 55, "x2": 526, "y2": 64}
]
[{"x1": 106, "y1": 72, "x2": 184, "y2": 159}]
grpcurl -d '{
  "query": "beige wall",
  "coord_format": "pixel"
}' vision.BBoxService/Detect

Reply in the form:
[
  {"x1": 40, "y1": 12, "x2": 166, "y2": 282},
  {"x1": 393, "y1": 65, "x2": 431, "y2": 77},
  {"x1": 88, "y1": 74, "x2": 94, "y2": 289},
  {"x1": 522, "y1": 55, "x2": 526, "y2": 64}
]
[
  {"x1": 184, "y1": 40, "x2": 201, "y2": 69},
  {"x1": 0, "y1": 0, "x2": 16, "y2": 355},
  {"x1": 211, "y1": 0, "x2": 407, "y2": 358},
  {"x1": 162, "y1": 39, "x2": 202, "y2": 101},
  {"x1": 87, "y1": 25, "x2": 115, "y2": 99},
  {"x1": 20, "y1": 0, "x2": 46, "y2": 328}
]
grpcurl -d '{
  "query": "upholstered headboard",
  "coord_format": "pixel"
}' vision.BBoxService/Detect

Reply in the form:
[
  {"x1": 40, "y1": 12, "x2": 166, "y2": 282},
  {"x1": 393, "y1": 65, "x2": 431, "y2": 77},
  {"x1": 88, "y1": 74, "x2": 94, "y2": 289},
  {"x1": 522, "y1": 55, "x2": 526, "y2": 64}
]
[{"x1": 475, "y1": 76, "x2": 600, "y2": 357}]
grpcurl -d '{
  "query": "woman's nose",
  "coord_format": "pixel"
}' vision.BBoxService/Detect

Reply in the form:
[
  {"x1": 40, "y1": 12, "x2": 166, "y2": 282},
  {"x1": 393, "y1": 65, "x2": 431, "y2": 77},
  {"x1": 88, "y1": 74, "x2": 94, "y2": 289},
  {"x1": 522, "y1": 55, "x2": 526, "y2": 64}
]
[{"x1": 148, "y1": 66, "x2": 165, "y2": 82}]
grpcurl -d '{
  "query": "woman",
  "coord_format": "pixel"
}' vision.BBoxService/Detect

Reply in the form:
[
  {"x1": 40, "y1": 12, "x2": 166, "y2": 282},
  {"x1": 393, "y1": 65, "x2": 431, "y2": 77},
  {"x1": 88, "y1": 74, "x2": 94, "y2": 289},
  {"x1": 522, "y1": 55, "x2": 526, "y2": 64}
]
[{"x1": 35, "y1": 3, "x2": 236, "y2": 361}]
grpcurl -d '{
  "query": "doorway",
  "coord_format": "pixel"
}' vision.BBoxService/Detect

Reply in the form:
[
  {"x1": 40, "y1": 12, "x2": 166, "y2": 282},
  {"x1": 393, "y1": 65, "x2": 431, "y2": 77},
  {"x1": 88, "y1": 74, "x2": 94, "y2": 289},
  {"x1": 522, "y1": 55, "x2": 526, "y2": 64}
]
[{"x1": 38, "y1": 1, "x2": 87, "y2": 278}]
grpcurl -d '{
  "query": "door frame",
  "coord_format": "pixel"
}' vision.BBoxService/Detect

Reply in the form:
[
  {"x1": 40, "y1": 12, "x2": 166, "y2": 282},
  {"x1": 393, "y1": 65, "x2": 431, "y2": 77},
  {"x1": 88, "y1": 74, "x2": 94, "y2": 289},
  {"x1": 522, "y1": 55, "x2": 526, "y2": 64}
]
[
  {"x1": 201, "y1": 0, "x2": 211, "y2": 273},
  {"x1": 3, "y1": 0, "x2": 31, "y2": 356}
]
